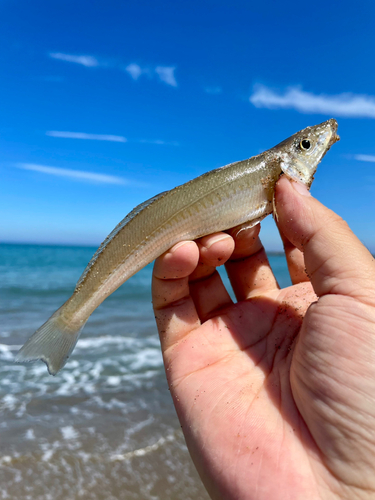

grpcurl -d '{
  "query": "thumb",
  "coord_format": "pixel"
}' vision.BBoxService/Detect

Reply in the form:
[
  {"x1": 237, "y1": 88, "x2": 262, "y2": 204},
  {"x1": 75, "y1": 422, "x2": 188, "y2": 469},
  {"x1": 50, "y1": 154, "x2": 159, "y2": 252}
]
[{"x1": 275, "y1": 175, "x2": 375, "y2": 303}]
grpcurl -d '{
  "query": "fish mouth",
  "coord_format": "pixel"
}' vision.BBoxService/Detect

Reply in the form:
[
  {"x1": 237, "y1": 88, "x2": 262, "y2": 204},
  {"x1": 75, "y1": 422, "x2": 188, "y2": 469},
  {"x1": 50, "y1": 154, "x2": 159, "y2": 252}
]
[{"x1": 327, "y1": 118, "x2": 340, "y2": 147}]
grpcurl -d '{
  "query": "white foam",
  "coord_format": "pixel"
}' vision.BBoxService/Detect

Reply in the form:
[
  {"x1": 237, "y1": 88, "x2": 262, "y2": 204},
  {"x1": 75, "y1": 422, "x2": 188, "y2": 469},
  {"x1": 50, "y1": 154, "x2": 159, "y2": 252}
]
[
  {"x1": 25, "y1": 428, "x2": 35, "y2": 440},
  {"x1": 107, "y1": 376, "x2": 121, "y2": 387},
  {"x1": 88, "y1": 361, "x2": 103, "y2": 379},
  {"x1": 0, "y1": 344, "x2": 21, "y2": 361},
  {"x1": 129, "y1": 347, "x2": 163, "y2": 370},
  {"x1": 1, "y1": 394, "x2": 18, "y2": 410},
  {"x1": 110, "y1": 432, "x2": 176, "y2": 461},
  {"x1": 76, "y1": 336, "x2": 139, "y2": 350},
  {"x1": 42, "y1": 449, "x2": 54, "y2": 461},
  {"x1": 91, "y1": 395, "x2": 127, "y2": 410},
  {"x1": 126, "y1": 415, "x2": 155, "y2": 436},
  {"x1": 61, "y1": 426, "x2": 79, "y2": 440},
  {"x1": 0, "y1": 334, "x2": 164, "y2": 418}
]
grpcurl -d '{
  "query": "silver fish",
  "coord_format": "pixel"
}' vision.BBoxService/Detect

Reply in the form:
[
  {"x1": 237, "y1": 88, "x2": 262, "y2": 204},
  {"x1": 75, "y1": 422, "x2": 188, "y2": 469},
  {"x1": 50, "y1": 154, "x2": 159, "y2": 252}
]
[{"x1": 16, "y1": 119, "x2": 339, "y2": 375}]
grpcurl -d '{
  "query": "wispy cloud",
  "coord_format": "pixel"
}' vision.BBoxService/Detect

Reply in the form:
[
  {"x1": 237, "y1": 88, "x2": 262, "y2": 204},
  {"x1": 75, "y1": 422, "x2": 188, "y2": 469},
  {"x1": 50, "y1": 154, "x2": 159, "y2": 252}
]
[
  {"x1": 49, "y1": 52, "x2": 178, "y2": 86},
  {"x1": 46, "y1": 131, "x2": 127, "y2": 142},
  {"x1": 49, "y1": 52, "x2": 99, "y2": 67},
  {"x1": 155, "y1": 66, "x2": 177, "y2": 87},
  {"x1": 125, "y1": 63, "x2": 144, "y2": 80},
  {"x1": 354, "y1": 154, "x2": 375, "y2": 163},
  {"x1": 126, "y1": 64, "x2": 177, "y2": 87},
  {"x1": 250, "y1": 85, "x2": 375, "y2": 118},
  {"x1": 47, "y1": 130, "x2": 178, "y2": 146},
  {"x1": 17, "y1": 163, "x2": 128, "y2": 185}
]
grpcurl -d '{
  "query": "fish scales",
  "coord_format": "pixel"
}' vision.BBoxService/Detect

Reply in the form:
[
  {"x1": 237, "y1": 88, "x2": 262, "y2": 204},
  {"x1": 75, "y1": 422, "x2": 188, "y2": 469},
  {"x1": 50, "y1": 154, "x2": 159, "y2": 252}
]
[
  {"x1": 73, "y1": 157, "x2": 276, "y2": 314},
  {"x1": 16, "y1": 119, "x2": 339, "y2": 375}
]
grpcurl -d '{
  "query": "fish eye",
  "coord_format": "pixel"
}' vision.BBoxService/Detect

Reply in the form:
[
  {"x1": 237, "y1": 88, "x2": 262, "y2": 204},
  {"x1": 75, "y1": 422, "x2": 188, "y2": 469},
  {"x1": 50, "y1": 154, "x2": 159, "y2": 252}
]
[{"x1": 300, "y1": 139, "x2": 311, "y2": 151}]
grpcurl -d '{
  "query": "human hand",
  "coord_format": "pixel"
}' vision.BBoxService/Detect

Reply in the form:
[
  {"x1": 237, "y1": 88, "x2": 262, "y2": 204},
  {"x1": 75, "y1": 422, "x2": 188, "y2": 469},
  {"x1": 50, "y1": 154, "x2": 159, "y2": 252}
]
[{"x1": 152, "y1": 175, "x2": 375, "y2": 500}]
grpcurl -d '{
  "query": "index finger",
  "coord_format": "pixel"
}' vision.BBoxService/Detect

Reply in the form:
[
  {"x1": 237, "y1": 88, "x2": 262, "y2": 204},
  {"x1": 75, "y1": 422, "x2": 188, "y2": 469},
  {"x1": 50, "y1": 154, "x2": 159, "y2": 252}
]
[
  {"x1": 152, "y1": 232, "x2": 235, "y2": 351},
  {"x1": 152, "y1": 240, "x2": 201, "y2": 351}
]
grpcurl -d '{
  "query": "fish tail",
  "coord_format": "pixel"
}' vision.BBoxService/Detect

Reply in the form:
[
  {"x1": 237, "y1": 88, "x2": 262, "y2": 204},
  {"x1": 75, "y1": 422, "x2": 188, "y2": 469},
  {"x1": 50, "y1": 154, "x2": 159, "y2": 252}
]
[{"x1": 15, "y1": 308, "x2": 86, "y2": 376}]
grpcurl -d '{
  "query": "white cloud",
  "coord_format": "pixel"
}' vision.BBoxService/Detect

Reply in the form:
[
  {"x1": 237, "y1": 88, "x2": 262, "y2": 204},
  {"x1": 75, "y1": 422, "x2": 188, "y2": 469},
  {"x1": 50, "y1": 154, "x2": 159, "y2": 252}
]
[
  {"x1": 125, "y1": 64, "x2": 177, "y2": 86},
  {"x1": 125, "y1": 63, "x2": 143, "y2": 80},
  {"x1": 49, "y1": 52, "x2": 99, "y2": 67},
  {"x1": 49, "y1": 52, "x2": 178, "y2": 87},
  {"x1": 46, "y1": 131, "x2": 127, "y2": 142},
  {"x1": 47, "y1": 131, "x2": 178, "y2": 146},
  {"x1": 16, "y1": 163, "x2": 128, "y2": 185},
  {"x1": 354, "y1": 154, "x2": 375, "y2": 163},
  {"x1": 155, "y1": 66, "x2": 177, "y2": 87},
  {"x1": 250, "y1": 85, "x2": 375, "y2": 118}
]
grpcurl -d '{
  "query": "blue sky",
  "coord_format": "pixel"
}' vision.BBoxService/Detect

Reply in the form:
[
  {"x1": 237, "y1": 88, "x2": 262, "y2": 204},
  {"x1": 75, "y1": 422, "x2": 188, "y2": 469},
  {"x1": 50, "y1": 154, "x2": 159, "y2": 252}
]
[{"x1": 1, "y1": 0, "x2": 375, "y2": 251}]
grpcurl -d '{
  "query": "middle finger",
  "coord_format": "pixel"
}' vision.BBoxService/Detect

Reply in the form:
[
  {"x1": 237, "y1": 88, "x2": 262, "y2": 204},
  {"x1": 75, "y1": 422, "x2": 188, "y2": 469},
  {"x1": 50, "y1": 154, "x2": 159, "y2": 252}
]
[{"x1": 225, "y1": 223, "x2": 279, "y2": 301}]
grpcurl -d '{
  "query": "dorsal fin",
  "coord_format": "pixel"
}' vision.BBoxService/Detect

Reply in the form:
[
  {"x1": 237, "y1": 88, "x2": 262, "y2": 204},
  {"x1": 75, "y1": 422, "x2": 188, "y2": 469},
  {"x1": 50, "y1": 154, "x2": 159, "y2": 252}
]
[{"x1": 75, "y1": 191, "x2": 168, "y2": 289}]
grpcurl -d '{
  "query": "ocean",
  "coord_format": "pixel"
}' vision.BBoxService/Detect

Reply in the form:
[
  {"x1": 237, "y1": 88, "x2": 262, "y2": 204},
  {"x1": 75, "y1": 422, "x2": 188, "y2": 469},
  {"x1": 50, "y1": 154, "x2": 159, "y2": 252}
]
[{"x1": 0, "y1": 243, "x2": 292, "y2": 500}]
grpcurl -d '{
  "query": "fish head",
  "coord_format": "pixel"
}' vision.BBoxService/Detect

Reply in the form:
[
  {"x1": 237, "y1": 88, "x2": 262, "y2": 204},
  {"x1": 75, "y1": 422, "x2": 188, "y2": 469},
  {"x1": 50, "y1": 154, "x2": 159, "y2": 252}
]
[{"x1": 275, "y1": 118, "x2": 339, "y2": 187}]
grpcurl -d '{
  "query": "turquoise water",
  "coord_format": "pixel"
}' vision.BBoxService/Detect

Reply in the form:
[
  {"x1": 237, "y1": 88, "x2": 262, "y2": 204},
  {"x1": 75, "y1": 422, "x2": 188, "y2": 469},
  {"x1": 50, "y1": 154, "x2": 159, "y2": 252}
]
[{"x1": 0, "y1": 243, "x2": 291, "y2": 500}]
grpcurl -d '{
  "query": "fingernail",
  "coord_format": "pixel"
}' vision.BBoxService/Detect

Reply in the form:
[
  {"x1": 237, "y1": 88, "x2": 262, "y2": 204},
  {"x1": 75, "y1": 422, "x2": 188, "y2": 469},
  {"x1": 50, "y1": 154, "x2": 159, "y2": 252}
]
[
  {"x1": 204, "y1": 234, "x2": 232, "y2": 249},
  {"x1": 291, "y1": 179, "x2": 311, "y2": 197},
  {"x1": 170, "y1": 240, "x2": 193, "y2": 253}
]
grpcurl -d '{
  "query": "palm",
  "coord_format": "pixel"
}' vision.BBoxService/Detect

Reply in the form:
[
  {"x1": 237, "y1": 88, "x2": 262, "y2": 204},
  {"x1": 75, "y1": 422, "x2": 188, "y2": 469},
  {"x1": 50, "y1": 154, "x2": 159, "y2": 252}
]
[{"x1": 164, "y1": 280, "x2": 327, "y2": 500}]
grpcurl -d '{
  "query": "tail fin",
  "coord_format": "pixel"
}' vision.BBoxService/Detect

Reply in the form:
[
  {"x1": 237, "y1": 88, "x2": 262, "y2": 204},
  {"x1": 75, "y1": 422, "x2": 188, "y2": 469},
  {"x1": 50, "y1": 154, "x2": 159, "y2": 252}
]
[{"x1": 15, "y1": 309, "x2": 86, "y2": 375}]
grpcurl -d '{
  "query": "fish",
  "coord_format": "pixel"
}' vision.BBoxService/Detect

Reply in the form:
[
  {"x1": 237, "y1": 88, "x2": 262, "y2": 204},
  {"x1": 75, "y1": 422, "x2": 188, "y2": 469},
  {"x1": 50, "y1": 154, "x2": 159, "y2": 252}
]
[{"x1": 16, "y1": 119, "x2": 339, "y2": 375}]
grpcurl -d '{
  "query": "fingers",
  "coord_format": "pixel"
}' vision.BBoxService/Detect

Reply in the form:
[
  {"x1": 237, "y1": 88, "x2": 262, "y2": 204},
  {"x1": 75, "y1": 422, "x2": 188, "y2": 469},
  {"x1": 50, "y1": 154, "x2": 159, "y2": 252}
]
[
  {"x1": 189, "y1": 234, "x2": 234, "y2": 321},
  {"x1": 152, "y1": 241, "x2": 201, "y2": 350},
  {"x1": 152, "y1": 234, "x2": 235, "y2": 350},
  {"x1": 189, "y1": 233, "x2": 234, "y2": 281},
  {"x1": 276, "y1": 176, "x2": 375, "y2": 304},
  {"x1": 153, "y1": 240, "x2": 199, "y2": 282},
  {"x1": 278, "y1": 227, "x2": 310, "y2": 285},
  {"x1": 225, "y1": 223, "x2": 279, "y2": 301}
]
